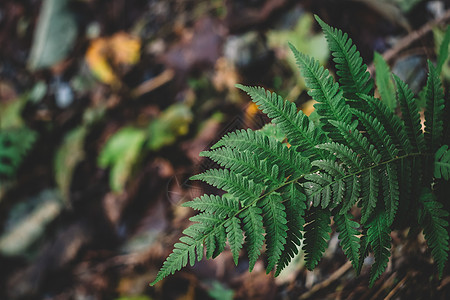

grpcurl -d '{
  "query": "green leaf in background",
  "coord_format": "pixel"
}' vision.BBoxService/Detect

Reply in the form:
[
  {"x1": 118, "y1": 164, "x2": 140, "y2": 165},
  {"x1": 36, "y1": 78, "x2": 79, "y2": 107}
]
[
  {"x1": 98, "y1": 127, "x2": 146, "y2": 192},
  {"x1": 0, "y1": 128, "x2": 37, "y2": 185},
  {"x1": 433, "y1": 26, "x2": 450, "y2": 78},
  {"x1": 54, "y1": 126, "x2": 87, "y2": 202},
  {"x1": 207, "y1": 281, "x2": 234, "y2": 300},
  {"x1": 147, "y1": 103, "x2": 193, "y2": 150},
  {"x1": 267, "y1": 13, "x2": 329, "y2": 90},
  {"x1": 0, "y1": 189, "x2": 63, "y2": 256},
  {"x1": 28, "y1": 0, "x2": 78, "y2": 70},
  {"x1": 374, "y1": 52, "x2": 397, "y2": 111}
]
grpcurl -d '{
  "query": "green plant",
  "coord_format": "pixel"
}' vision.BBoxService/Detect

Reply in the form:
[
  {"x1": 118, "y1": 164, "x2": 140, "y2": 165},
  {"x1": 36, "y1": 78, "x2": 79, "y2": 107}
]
[
  {"x1": 151, "y1": 16, "x2": 450, "y2": 287},
  {"x1": 0, "y1": 128, "x2": 36, "y2": 186}
]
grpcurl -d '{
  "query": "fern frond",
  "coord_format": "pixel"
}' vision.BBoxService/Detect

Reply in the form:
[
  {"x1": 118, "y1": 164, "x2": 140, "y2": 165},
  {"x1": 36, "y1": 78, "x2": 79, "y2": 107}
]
[
  {"x1": 289, "y1": 43, "x2": 351, "y2": 136},
  {"x1": 305, "y1": 160, "x2": 346, "y2": 208},
  {"x1": 304, "y1": 172, "x2": 333, "y2": 208},
  {"x1": 418, "y1": 190, "x2": 449, "y2": 278},
  {"x1": 236, "y1": 85, "x2": 328, "y2": 159},
  {"x1": 303, "y1": 208, "x2": 331, "y2": 270},
  {"x1": 435, "y1": 145, "x2": 450, "y2": 180},
  {"x1": 190, "y1": 169, "x2": 263, "y2": 206},
  {"x1": 352, "y1": 109, "x2": 398, "y2": 160},
  {"x1": 341, "y1": 175, "x2": 361, "y2": 214},
  {"x1": 200, "y1": 148, "x2": 284, "y2": 187},
  {"x1": 424, "y1": 61, "x2": 445, "y2": 153},
  {"x1": 329, "y1": 120, "x2": 381, "y2": 164},
  {"x1": 315, "y1": 15, "x2": 373, "y2": 100},
  {"x1": 316, "y1": 142, "x2": 363, "y2": 170},
  {"x1": 151, "y1": 226, "x2": 206, "y2": 285},
  {"x1": 275, "y1": 183, "x2": 307, "y2": 276},
  {"x1": 211, "y1": 129, "x2": 310, "y2": 178},
  {"x1": 240, "y1": 205, "x2": 265, "y2": 271},
  {"x1": 334, "y1": 212, "x2": 360, "y2": 270},
  {"x1": 183, "y1": 194, "x2": 239, "y2": 218},
  {"x1": 258, "y1": 193, "x2": 288, "y2": 273},
  {"x1": 367, "y1": 210, "x2": 391, "y2": 287},
  {"x1": 357, "y1": 94, "x2": 412, "y2": 155},
  {"x1": 225, "y1": 216, "x2": 244, "y2": 265},
  {"x1": 393, "y1": 75, "x2": 426, "y2": 153}
]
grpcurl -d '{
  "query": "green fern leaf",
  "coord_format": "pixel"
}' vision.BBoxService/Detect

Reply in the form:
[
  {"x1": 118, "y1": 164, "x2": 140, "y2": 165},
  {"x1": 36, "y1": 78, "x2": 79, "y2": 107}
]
[
  {"x1": 367, "y1": 210, "x2": 391, "y2": 287},
  {"x1": 373, "y1": 52, "x2": 396, "y2": 111},
  {"x1": 360, "y1": 168, "x2": 379, "y2": 224},
  {"x1": 352, "y1": 109, "x2": 398, "y2": 160},
  {"x1": 424, "y1": 61, "x2": 445, "y2": 153},
  {"x1": 316, "y1": 142, "x2": 363, "y2": 171},
  {"x1": 393, "y1": 75, "x2": 426, "y2": 153},
  {"x1": 289, "y1": 43, "x2": 351, "y2": 136},
  {"x1": 225, "y1": 216, "x2": 244, "y2": 265},
  {"x1": 190, "y1": 169, "x2": 263, "y2": 206},
  {"x1": 303, "y1": 208, "x2": 331, "y2": 270},
  {"x1": 150, "y1": 227, "x2": 206, "y2": 285},
  {"x1": 335, "y1": 212, "x2": 360, "y2": 270},
  {"x1": 435, "y1": 145, "x2": 450, "y2": 180},
  {"x1": 183, "y1": 194, "x2": 239, "y2": 218},
  {"x1": 357, "y1": 233, "x2": 370, "y2": 276},
  {"x1": 258, "y1": 193, "x2": 288, "y2": 273},
  {"x1": 275, "y1": 183, "x2": 307, "y2": 276},
  {"x1": 341, "y1": 175, "x2": 361, "y2": 214},
  {"x1": 236, "y1": 85, "x2": 328, "y2": 159},
  {"x1": 240, "y1": 205, "x2": 265, "y2": 271},
  {"x1": 329, "y1": 120, "x2": 382, "y2": 164},
  {"x1": 357, "y1": 94, "x2": 412, "y2": 155},
  {"x1": 211, "y1": 129, "x2": 310, "y2": 178},
  {"x1": 315, "y1": 15, "x2": 373, "y2": 100},
  {"x1": 381, "y1": 163, "x2": 400, "y2": 225},
  {"x1": 200, "y1": 148, "x2": 284, "y2": 187},
  {"x1": 418, "y1": 190, "x2": 449, "y2": 278}
]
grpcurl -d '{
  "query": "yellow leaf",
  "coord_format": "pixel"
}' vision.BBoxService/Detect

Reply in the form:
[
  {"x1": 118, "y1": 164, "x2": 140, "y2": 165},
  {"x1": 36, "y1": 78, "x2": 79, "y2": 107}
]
[{"x1": 85, "y1": 32, "x2": 141, "y2": 86}]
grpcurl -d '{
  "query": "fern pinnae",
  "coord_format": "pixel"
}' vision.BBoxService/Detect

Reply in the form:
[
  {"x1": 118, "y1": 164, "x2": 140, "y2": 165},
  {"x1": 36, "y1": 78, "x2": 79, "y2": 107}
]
[
  {"x1": 211, "y1": 129, "x2": 309, "y2": 178},
  {"x1": 360, "y1": 168, "x2": 380, "y2": 224},
  {"x1": 424, "y1": 61, "x2": 445, "y2": 153},
  {"x1": 275, "y1": 183, "x2": 307, "y2": 276},
  {"x1": 329, "y1": 120, "x2": 382, "y2": 164},
  {"x1": 334, "y1": 212, "x2": 361, "y2": 270},
  {"x1": 236, "y1": 84, "x2": 328, "y2": 159},
  {"x1": 225, "y1": 217, "x2": 244, "y2": 265},
  {"x1": 200, "y1": 148, "x2": 283, "y2": 187},
  {"x1": 367, "y1": 210, "x2": 391, "y2": 287},
  {"x1": 303, "y1": 208, "x2": 332, "y2": 270},
  {"x1": 190, "y1": 168, "x2": 264, "y2": 206},
  {"x1": 435, "y1": 145, "x2": 450, "y2": 180},
  {"x1": 357, "y1": 94, "x2": 412, "y2": 155},
  {"x1": 259, "y1": 193, "x2": 288, "y2": 273},
  {"x1": 381, "y1": 163, "x2": 400, "y2": 226},
  {"x1": 314, "y1": 15, "x2": 373, "y2": 100},
  {"x1": 289, "y1": 43, "x2": 352, "y2": 135},
  {"x1": 351, "y1": 109, "x2": 398, "y2": 160},
  {"x1": 419, "y1": 190, "x2": 449, "y2": 278},
  {"x1": 240, "y1": 205, "x2": 265, "y2": 271},
  {"x1": 393, "y1": 74, "x2": 426, "y2": 153},
  {"x1": 183, "y1": 194, "x2": 239, "y2": 218}
]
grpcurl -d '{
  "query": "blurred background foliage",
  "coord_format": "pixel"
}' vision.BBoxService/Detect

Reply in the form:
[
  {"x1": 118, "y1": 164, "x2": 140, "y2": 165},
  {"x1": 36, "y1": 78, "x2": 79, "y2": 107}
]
[{"x1": 0, "y1": 0, "x2": 449, "y2": 299}]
